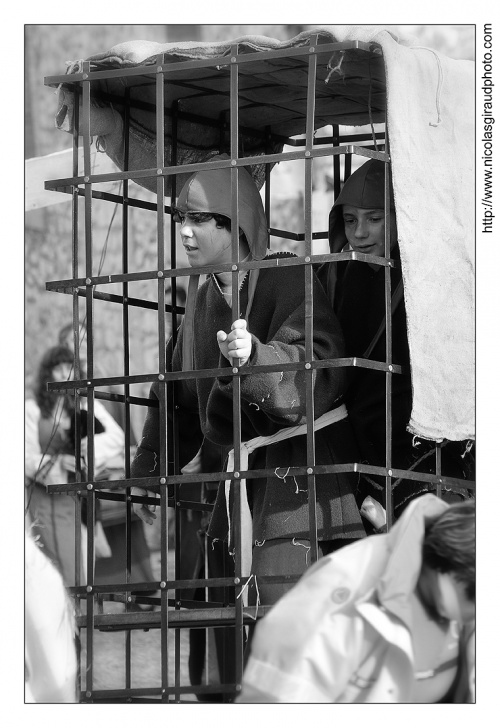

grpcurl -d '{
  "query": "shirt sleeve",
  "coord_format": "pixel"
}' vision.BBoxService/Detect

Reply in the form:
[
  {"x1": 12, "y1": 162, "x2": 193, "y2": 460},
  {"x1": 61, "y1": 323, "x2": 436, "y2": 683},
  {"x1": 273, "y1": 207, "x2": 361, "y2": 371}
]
[
  {"x1": 24, "y1": 400, "x2": 54, "y2": 483},
  {"x1": 92, "y1": 400, "x2": 125, "y2": 474}
]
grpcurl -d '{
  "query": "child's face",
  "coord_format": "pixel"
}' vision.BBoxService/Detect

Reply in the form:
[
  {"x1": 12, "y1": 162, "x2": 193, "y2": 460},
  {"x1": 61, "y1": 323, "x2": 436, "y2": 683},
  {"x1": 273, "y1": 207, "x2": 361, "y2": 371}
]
[
  {"x1": 342, "y1": 205, "x2": 396, "y2": 258},
  {"x1": 179, "y1": 214, "x2": 233, "y2": 269}
]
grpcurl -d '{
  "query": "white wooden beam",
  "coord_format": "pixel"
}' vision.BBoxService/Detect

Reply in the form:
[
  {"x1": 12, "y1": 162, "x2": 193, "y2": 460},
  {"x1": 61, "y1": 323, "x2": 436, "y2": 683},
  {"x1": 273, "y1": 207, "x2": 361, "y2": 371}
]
[{"x1": 25, "y1": 147, "x2": 118, "y2": 212}]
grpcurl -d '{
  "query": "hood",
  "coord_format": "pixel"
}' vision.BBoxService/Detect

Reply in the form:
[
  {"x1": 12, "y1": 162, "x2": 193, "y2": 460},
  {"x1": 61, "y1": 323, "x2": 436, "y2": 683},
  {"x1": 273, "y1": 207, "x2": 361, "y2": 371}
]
[
  {"x1": 175, "y1": 158, "x2": 269, "y2": 260},
  {"x1": 376, "y1": 494, "x2": 449, "y2": 630},
  {"x1": 328, "y1": 159, "x2": 395, "y2": 253}
]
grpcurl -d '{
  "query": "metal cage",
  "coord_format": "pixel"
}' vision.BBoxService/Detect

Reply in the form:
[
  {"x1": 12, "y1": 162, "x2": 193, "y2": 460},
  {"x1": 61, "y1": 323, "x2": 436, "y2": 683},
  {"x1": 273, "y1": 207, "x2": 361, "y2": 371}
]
[{"x1": 43, "y1": 33, "x2": 475, "y2": 702}]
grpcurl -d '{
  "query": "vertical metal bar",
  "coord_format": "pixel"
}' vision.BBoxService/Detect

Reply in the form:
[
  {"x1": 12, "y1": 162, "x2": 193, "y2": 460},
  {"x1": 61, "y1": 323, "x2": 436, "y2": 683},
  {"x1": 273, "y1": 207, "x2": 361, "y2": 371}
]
[
  {"x1": 264, "y1": 126, "x2": 272, "y2": 226},
  {"x1": 332, "y1": 124, "x2": 341, "y2": 198},
  {"x1": 230, "y1": 44, "x2": 244, "y2": 694},
  {"x1": 170, "y1": 107, "x2": 182, "y2": 694},
  {"x1": 71, "y1": 86, "x2": 84, "y2": 600},
  {"x1": 171, "y1": 98, "x2": 182, "y2": 701},
  {"x1": 171, "y1": 99, "x2": 179, "y2": 343},
  {"x1": 155, "y1": 55, "x2": 170, "y2": 701},
  {"x1": 305, "y1": 37, "x2": 318, "y2": 563},
  {"x1": 344, "y1": 152, "x2": 352, "y2": 181},
  {"x1": 435, "y1": 443, "x2": 443, "y2": 499},
  {"x1": 81, "y1": 61, "x2": 96, "y2": 699},
  {"x1": 122, "y1": 86, "x2": 133, "y2": 691},
  {"x1": 384, "y1": 140, "x2": 393, "y2": 529}
]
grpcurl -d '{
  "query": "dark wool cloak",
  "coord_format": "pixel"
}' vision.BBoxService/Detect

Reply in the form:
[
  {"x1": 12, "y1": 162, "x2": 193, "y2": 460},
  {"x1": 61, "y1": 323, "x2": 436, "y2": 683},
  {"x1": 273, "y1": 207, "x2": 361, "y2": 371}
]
[{"x1": 131, "y1": 254, "x2": 365, "y2": 543}]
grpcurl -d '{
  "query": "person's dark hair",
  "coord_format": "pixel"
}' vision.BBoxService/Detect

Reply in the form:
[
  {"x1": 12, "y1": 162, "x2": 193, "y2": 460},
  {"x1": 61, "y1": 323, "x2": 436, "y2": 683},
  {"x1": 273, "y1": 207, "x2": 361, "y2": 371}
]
[
  {"x1": 35, "y1": 345, "x2": 74, "y2": 417},
  {"x1": 213, "y1": 214, "x2": 249, "y2": 247},
  {"x1": 213, "y1": 213, "x2": 231, "y2": 231},
  {"x1": 422, "y1": 499, "x2": 475, "y2": 600}
]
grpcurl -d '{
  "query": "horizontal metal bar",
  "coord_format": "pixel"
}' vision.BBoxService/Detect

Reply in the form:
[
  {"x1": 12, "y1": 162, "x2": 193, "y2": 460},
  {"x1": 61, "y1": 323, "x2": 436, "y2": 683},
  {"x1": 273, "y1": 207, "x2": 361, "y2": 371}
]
[
  {"x1": 44, "y1": 144, "x2": 389, "y2": 190},
  {"x1": 46, "y1": 461, "x2": 474, "y2": 495},
  {"x1": 45, "y1": 40, "x2": 378, "y2": 87},
  {"x1": 46, "y1": 248, "x2": 397, "y2": 291},
  {"x1": 74, "y1": 287, "x2": 184, "y2": 314},
  {"x1": 76, "y1": 604, "x2": 274, "y2": 630},
  {"x1": 288, "y1": 131, "x2": 386, "y2": 147},
  {"x1": 91, "y1": 390, "x2": 154, "y2": 408},
  {"x1": 46, "y1": 356, "x2": 404, "y2": 398},
  {"x1": 69, "y1": 576, "x2": 237, "y2": 596},
  {"x1": 81, "y1": 683, "x2": 237, "y2": 701}
]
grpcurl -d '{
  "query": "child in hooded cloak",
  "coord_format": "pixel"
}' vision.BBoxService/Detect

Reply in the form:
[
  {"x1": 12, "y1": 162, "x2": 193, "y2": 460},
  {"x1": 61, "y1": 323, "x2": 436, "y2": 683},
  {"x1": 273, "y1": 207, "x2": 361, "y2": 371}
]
[
  {"x1": 130, "y1": 163, "x2": 365, "y2": 606},
  {"x1": 317, "y1": 159, "x2": 474, "y2": 529}
]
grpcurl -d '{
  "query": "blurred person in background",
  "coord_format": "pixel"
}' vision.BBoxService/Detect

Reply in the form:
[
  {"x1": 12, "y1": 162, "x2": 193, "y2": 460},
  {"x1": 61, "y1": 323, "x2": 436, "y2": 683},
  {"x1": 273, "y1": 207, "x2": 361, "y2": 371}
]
[
  {"x1": 56, "y1": 324, "x2": 157, "y2": 608},
  {"x1": 25, "y1": 344, "x2": 125, "y2": 585}
]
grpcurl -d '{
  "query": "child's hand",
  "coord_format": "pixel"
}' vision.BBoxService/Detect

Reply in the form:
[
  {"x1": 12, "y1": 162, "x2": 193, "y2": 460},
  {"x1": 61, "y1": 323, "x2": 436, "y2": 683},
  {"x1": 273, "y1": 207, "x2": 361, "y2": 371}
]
[
  {"x1": 131, "y1": 486, "x2": 158, "y2": 525},
  {"x1": 217, "y1": 319, "x2": 252, "y2": 367},
  {"x1": 360, "y1": 496, "x2": 387, "y2": 530}
]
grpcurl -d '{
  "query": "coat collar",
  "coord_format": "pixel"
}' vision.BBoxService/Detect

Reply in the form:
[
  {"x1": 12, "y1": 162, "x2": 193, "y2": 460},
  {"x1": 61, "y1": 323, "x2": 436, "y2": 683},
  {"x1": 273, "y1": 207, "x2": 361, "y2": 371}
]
[{"x1": 371, "y1": 495, "x2": 449, "y2": 631}]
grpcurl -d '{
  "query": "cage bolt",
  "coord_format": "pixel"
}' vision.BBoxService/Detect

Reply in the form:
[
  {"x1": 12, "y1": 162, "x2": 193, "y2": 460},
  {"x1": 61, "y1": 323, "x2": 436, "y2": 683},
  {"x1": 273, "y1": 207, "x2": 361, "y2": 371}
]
[
  {"x1": 388, "y1": 469, "x2": 393, "y2": 476},
  {"x1": 158, "y1": 374, "x2": 165, "y2": 381},
  {"x1": 128, "y1": 596, "x2": 133, "y2": 603},
  {"x1": 158, "y1": 270, "x2": 164, "y2": 277},
  {"x1": 160, "y1": 581, "x2": 167, "y2": 589},
  {"x1": 305, "y1": 363, "x2": 311, "y2": 370},
  {"x1": 176, "y1": 601, "x2": 181, "y2": 607},
  {"x1": 84, "y1": 176, "x2": 90, "y2": 183},
  {"x1": 439, "y1": 478, "x2": 443, "y2": 484},
  {"x1": 157, "y1": 65, "x2": 163, "y2": 72},
  {"x1": 160, "y1": 477, "x2": 166, "y2": 485},
  {"x1": 307, "y1": 468, "x2": 313, "y2": 475},
  {"x1": 231, "y1": 56, "x2": 237, "y2": 63},
  {"x1": 234, "y1": 577, "x2": 240, "y2": 585},
  {"x1": 176, "y1": 501, "x2": 181, "y2": 506},
  {"x1": 232, "y1": 264, "x2": 238, "y2": 271},
  {"x1": 234, "y1": 472, "x2": 240, "y2": 479},
  {"x1": 86, "y1": 586, "x2": 92, "y2": 593},
  {"x1": 85, "y1": 278, "x2": 92, "y2": 285},
  {"x1": 85, "y1": 690, "x2": 92, "y2": 698},
  {"x1": 83, "y1": 73, "x2": 89, "y2": 79},
  {"x1": 236, "y1": 684, "x2": 242, "y2": 691},
  {"x1": 388, "y1": 365, "x2": 394, "y2": 372},
  {"x1": 231, "y1": 159, "x2": 237, "y2": 166},
  {"x1": 157, "y1": 169, "x2": 163, "y2": 175},
  {"x1": 127, "y1": 496, "x2": 132, "y2": 502},
  {"x1": 232, "y1": 367, "x2": 238, "y2": 374},
  {"x1": 87, "y1": 483, "x2": 93, "y2": 491},
  {"x1": 305, "y1": 256, "x2": 311, "y2": 263},
  {"x1": 87, "y1": 381, "x2": 92, "y2": 386},
  {"x1": 305, "y1": 151, "x2": 311, "y2": 157},
  {"x1": 77, "y1": 491, "x2": 81, "y2": 496},
  {"x1": 309, "y1": 47, "x2": 316, "y2": 53}
]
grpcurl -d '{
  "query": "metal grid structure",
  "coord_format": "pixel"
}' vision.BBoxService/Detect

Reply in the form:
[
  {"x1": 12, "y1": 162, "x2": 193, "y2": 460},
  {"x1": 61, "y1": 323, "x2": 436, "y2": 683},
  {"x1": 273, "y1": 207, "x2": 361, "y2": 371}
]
[{"x1": 43, "y1": 34, "x2": 475, "y2": 702}]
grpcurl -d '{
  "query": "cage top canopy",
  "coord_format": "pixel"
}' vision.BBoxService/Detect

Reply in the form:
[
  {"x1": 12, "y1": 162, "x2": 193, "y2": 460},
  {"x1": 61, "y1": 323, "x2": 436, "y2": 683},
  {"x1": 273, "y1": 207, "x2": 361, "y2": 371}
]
[{"x1": 50, "y1": 28, "x2": 386, "y2": 192}]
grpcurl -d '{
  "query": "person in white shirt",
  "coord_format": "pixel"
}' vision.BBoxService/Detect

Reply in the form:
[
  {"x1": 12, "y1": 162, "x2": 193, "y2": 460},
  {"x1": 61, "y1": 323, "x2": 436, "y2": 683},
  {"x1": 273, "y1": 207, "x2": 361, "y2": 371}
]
[{"x1": 25, "y1": 345, "x2": 124, "y2": 585}]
